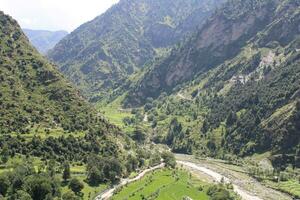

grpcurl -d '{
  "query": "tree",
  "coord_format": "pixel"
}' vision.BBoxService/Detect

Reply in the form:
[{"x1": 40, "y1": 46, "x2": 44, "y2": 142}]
[
  {"x1": 123, "y1": 117, "x2": 133, "y2": 126},
  {"x1": 149, "y1": 153, "x2": 161, "y2": 167},
  {"x1": 103, "y1": 159, "x2": 123, "y2": 184},
  {"x1": 207, "y1": 185, "x2": 233, "y2": 200},
  {"x1": 166, "y1": 118, "x2": 182, "y2": 145},
  {"x1": 296, "y1": 100, "x2": 300, "y2": 110},
  {"x1": 201, "y1": 120, "x2": 209, "y2": 133},
  {"x1": 14, "y1": 190, "x2": 32, "y2": 200},
  {"x1": 62, "y1": 191, "x2": 78, "y2": 200},
  {"x1": 47, "y1": 159, "x2": 56, "y2": 177},
  {"x1": 62, "y1": 162, "x2": 71, "y2": 182},
  {"x1": 126, "y1": 155, "x2": 139, "y2": 174},
  {"x1": 0, "y1": 174, "x2": 9, "y2": 196},
  {"x1": 161, "y1": 151, "x2": 176, "y2": 168},
  {"x1": 1, "y1": 144, "x2": 9, "y2": 164},
  {"x1": 226, "y1": 112, "x2": 237, "y2": 126},
  {"x1": 132, "y1": 127, "x2": 147, "y2": 144},
  {"x1": 69, "y1": 178, "x2": 84, "y2": 194},
  {"x1": 87, "y1": 166, "x2": 102, "y2": 185},
  {"x1": 23, "y1": 174, "x2": 54, "y2": 200}
]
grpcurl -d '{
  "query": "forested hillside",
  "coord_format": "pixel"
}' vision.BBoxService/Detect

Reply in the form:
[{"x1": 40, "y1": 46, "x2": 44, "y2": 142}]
[
  {"x1": 0, "y1": 12, "x2": 102, "y2": 134},
  {"x1": 0, "y1": 11, "x2": 166, "y2": 199},
  {"x1": 48, "y1": 0, "x2": 225, "y2": 100},
  {"x1": 123, "y1": 0, "x2": 300, "y2": 168},
  {"x1": 23, "y1": 29, "x2": 68, "y2": 54}
]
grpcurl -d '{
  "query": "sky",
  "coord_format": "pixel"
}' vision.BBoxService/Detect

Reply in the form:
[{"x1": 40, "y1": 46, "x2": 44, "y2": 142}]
[{"x1": 0, "y1": 0, "x2": 119, "y2": 32}]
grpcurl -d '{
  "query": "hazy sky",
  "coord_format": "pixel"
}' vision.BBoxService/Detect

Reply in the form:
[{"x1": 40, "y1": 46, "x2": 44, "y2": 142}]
[{"x1": 0, "y1": 0, "x2": 119, "y2": 32}]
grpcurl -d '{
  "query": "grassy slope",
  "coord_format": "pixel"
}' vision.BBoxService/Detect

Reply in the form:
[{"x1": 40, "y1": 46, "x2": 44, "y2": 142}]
[{"x1": 97, "y1": 95, "x2": 134, "y2": 131}]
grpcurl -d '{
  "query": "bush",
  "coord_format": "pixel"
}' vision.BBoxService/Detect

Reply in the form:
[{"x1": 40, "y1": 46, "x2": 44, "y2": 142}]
[
  {"x1": 14, "y1": 190, "x2": 32, "y2": 200},
  {"x1": 62, "y1": 191, "x2": 79, "y2": 200},
  {"x1": 161, "y1": 151, "x2": 176, "y2": 168},
  {"x1": 207, "y1": 185, "x2": 233, "y2": 200}
]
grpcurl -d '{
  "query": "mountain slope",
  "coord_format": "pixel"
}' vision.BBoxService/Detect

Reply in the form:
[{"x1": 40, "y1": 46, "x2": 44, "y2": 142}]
[
  {"x1": 48, "y1": 0, "x2": 225, "y2": 99},
  {"x1": 125, "y1": 0, "x2": 289, "y2": 106},
  {"x1": 23, "y1": 29, "x2": 68, "y2": 54},
  {"x1": 123, "y1": 0, "x2": 300, "y2": 168},
  {"x1": 0, "y1": 11, "x2": 110, "y2": 134}
]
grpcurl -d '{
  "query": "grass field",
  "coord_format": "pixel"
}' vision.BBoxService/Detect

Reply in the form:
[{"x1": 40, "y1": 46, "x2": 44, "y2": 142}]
[
  {"x1": 112, "y1": 169, "x2": 210, "y2": 200},
  {"x1": 97, "y1": 95, "x2": 135, "y2": 133}
]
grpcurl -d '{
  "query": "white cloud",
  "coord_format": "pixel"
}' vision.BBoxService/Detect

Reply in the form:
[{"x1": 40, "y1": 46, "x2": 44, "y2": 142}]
[{"x1": 0, "y1": 0, "x2": 119, "y2": 32}]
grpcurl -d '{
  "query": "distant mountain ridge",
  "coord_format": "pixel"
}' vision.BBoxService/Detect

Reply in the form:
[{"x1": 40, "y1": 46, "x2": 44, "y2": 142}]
[
  {"x1": 23, "y1": 29, "x2": 68, "y2": 54},
  {"x1": 48, "y1": 0, "x2": 225, "y2": 99}
]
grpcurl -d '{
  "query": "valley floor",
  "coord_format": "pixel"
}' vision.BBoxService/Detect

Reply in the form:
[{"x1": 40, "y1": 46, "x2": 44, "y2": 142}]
[{"x1": 175, "y1": 154, "x2": 292, "y2": 200}]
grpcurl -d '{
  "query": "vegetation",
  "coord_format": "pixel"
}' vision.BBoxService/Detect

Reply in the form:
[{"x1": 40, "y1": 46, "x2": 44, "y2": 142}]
[
  {"x1": 1, "y1": 0, "x2": 300, "y2": 199},
  {"x1": 161, "y1": 151, "x2": 176, "y2": 169},
  {"x1": 207, "y1": 185, "x2": 234, "y2": 200},
  {"x1": 0, "y1": 162, "x2": 60, "y2": 200},
  {"x1": 48, "y1": 0, "x2": 225, "y2": 100},
  {"x1": 63, "y1": 162, "x2": 71, "y2": 182},
  {"x1": 112, "y1": 169, "x2": 217, "y2": 200},
  {"x1": 69, "y1": 178, "x2": 84, "y2": 195},
  {"x1": 121, "y1": 0, "x2": 300, "y2": 169},
  {"x1": 0, "y1": 11, "x2": 114, "y2": 135},
  {"x1": 0, "y1": 11, "x2": 152, "y2": 200}
]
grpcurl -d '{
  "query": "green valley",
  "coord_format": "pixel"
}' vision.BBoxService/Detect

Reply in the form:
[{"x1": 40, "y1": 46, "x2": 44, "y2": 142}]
[
  {"x1": 48, "y1": 0, "x2": 225, "y2": 99},
  {"x1": 1, "y1": 0, "x2": 300, "y2": 199}
]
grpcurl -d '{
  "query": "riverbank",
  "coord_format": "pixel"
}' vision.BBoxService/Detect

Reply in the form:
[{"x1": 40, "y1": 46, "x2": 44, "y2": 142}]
[
  {"x1": 95, "y1": 163, "x2": 165, "y2": 200},
  {"x1": 176, "y1": 154, "x2": 292, "y2": 200}
]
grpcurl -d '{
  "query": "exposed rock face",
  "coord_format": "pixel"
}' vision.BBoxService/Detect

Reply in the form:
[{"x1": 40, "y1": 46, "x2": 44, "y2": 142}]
[{"x1": 48, "y1": 0, "x2": 225, "y2": 99}]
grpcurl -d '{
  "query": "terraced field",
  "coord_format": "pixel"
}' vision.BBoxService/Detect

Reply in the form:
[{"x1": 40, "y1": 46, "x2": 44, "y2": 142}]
[{"x1": 111, "y1": 169, "x2": 211, "y2": 200}]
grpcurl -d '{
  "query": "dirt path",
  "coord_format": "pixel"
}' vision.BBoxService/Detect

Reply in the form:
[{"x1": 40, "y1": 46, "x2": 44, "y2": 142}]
[
  {"x1": 95, "y1": 163, "x2": 164, "y2": 200},
  {"x1": 176, "y1": 155, "x2": 292, "y2": 200},
  {"x1": 177, "y1": 93, "x2": 192, "y2": 101}
]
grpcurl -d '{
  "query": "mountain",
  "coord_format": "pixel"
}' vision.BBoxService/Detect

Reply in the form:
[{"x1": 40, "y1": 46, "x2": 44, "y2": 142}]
[
  {"x1": 0, "y1": 12, "x2": 170, "y2": 200},
  {"x1": 23, "y1": 29, "x2": 68, "y2": 54},
  {"x1": 47, "y1": 0, "x2": 225, "y2": 99},
  {"x1": 125, "y1": 0, "x2": 286, "y2": 105},
  {"x1": 0, "y1": 11, "x2": 113, "y2": 135},
  {"x1": 124, "y1": 0, "x2": 300, "y2": 168}
]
